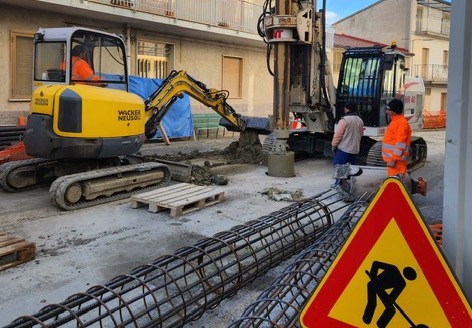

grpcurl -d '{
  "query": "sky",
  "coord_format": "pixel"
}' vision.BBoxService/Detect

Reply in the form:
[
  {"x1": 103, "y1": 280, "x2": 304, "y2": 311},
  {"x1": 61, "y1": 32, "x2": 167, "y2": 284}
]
[
  {"x1": 324, "y1": 0, "x2": 379, "y2": 24},
  {"x1": 324, "y1": 0, "x2": 451, "y2": 25}
]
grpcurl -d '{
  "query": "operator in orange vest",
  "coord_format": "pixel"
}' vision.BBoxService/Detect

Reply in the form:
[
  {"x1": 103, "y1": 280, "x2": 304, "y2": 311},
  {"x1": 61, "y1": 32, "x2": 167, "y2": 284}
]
[
  {"x1": 69, "y1": 45, "x2": 104, "y2": 86},
  {"x1": 382, "y1": 99, "x2": 412, "y2": 177}
]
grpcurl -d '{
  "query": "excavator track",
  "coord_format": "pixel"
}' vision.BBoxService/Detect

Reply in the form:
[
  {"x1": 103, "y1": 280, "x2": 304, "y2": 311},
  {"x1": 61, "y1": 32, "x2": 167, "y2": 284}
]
[
  {"x1": 365, "y1": 137, "x2": 428, "y2": 171},
  {"x1": 0, "y1": 158, "x2": 57, "y2": 192},
  {"x1": 49, "y1": 162, "x2": 171, "y2": 211},
  {"x1": 365, "y1": 142, "x2": 386, "y2": 167}
]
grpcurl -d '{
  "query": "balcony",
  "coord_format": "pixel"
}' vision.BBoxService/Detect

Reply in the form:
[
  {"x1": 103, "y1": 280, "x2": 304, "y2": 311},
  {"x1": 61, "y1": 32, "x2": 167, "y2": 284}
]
[
  {"x1": 416, "y1": 15, "x2": 450, "y2": 38},
  {"x1": 95, "y1": 0, "x2": 261, "y2": 35},
  {"x1": 412, "y1": 64, "x2": 448, "y2": 83}
]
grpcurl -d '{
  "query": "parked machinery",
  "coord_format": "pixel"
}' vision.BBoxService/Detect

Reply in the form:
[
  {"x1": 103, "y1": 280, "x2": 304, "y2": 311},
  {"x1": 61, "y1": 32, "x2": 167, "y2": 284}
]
[
  {"x1": 0, "y1": 27, "x2": 270, "y2": 210},
  {"x1": 255, "y1": 0, "x2": 427, "y2": 169}
]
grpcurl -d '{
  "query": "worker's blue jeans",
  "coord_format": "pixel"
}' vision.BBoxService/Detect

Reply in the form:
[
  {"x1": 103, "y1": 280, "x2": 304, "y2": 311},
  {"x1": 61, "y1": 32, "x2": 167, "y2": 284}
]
[{"x1": 333, "y1": 149, "x2": 358, "y2": 185}]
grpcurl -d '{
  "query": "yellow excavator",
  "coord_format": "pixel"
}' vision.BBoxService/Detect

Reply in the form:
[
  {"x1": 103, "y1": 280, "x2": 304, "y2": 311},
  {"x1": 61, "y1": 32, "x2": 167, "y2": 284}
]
[{"x1": 0, "y1": 27, "x2": 270, "y2": 210}]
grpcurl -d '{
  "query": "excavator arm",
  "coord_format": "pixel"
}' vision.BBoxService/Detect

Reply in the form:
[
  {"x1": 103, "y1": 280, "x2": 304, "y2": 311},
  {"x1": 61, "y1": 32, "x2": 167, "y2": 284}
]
[{"x1": 143, "y1": 70, "x2": 270, "y2": 139}]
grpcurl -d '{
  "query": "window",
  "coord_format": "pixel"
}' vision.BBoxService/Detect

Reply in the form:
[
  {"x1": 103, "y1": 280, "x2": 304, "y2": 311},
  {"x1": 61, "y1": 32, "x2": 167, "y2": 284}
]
[
  {"x1": 442, "y1": 50, "x2": 449, "y2": 67},
  {"x1": 222, "y1": 56, "x2": 242, "y2": 98},
  {"x1": 67, "y1": 29, "x2": 128, "y2": 90},
  {"x1": 10, "y1": 31, "x2": 34, "y2": 100},
  {"x1": 442, "y1": 12, "x2": 451, "y2": 35},
  {"x1": 338, "y1": 57, "x2": 380, "y2": 97},
  {"x1": 416, "y1": 7, "x2": 424, "y2": 32},
  {"x1": 34, "y1": 42, "x2": 66, "y2": 82},
  {"x1": 137, "y1": 40, "x2": 172, "y2": 79},
  {"x1": 421, "y1": 48, "x2": 429, "y2": 79},
  {"x1": 441, "y1": 92, "x2": 447, "y2": 111}
]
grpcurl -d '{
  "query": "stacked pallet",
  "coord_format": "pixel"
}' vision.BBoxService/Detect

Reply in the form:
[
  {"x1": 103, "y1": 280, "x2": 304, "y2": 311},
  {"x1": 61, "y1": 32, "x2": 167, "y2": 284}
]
[{"x1": 0, "y1": 233, "x2": 36, "y2": 271}]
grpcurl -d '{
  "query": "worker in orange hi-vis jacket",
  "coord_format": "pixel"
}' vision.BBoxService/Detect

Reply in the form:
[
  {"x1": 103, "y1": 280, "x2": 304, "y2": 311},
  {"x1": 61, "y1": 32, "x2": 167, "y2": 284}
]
[
  {"x1": 70, "y1": 45, "x2": 100, "y2": 82},
  {"x1": 60, "y1": 45, "x2": 106, "y2": 87},
  {"x1": 382, "y1": 99, "x2": 412, "y2": 177}
]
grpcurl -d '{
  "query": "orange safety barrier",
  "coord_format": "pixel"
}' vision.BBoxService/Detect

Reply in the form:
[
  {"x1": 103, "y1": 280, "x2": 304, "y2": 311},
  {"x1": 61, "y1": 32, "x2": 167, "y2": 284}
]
[{"x1": 423, "y1": 111, "x2": 446, "y2": 129}]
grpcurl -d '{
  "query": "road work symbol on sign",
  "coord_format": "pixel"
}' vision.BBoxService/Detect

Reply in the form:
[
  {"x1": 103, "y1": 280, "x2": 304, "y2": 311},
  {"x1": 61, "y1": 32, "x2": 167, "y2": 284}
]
[
  {"x1": 364, "y1": 262, "x2": 425, "y2": 328},
  {"x1": 300, "y1": 177, "x2": 472, "y2": 328}
]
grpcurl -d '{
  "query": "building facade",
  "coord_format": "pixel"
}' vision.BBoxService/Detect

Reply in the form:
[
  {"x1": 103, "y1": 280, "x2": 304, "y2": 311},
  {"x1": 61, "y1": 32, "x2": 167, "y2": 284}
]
[
  {"x1": 332, "y1": 0, "x2": 450, "y2": 114},
  {"x1": 0, "y1": 0, "x2": 274, "y2": 125}
]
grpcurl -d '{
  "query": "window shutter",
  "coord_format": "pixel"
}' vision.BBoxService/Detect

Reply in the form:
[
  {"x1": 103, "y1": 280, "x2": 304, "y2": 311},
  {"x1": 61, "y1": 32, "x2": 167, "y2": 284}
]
[{"x1": 12, "y1": 33, "x2": 33, "y2": 99}]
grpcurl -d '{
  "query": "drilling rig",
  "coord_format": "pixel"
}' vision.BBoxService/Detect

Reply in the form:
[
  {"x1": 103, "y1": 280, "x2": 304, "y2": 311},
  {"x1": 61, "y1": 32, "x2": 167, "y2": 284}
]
[{"x1": 257, "y1": 0, "x2": 427, "y2": 178}]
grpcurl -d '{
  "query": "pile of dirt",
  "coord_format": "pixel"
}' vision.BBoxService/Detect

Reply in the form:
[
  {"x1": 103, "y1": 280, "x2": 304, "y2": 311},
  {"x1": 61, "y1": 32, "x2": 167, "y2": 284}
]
[
  {"x1": 147, "y1": 131, "x2": 265, "y2": 186},
  {"x1": 222, "y1": 130, "x2": 265, "y2": 165},
  {"x1": 188, "y1": 165, "x2": 229, "y2": 186}
]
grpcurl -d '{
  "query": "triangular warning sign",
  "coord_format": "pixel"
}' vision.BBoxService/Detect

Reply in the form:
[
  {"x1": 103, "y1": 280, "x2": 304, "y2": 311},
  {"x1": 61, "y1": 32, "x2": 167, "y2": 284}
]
[{"x1": 300, "y1": 178, "x2": 472, "y2": 327}]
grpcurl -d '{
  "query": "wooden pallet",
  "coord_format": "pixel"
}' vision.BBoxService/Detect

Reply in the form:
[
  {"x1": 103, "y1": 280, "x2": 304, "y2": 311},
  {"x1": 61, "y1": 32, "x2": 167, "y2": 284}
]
[
  {"x1": 0, "y1": 233, "x2": 36, "y2": 271},
  {"x1": 130, "y1": 183, "x2": 225, "y2": 217}
]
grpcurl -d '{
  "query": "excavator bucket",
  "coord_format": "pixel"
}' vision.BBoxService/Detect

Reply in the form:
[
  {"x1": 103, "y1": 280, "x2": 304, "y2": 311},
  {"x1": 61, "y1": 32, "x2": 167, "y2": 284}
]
[{"x1": 219, "y1": 116, "x2": 272, "y2": 135}]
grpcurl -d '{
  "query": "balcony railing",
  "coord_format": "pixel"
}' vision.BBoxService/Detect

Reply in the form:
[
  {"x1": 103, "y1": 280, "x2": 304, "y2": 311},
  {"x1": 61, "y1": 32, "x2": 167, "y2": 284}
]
[
  {"x1": 416, "y1": 15, "x2": 450, "y2": 37},
  {"x1": 413, "y1": 64, "x2": 448, "y2": 83},
  {"x1": 98, "y1": 0, "x2": 261, "y2": 34}
]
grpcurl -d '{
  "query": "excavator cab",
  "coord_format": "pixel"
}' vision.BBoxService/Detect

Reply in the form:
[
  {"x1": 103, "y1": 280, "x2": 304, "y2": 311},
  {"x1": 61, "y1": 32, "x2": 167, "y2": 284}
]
[
  {"x1": 27, "y1": 27, "x2": 146, "y2": 160},
  {"x1": 335, "y1": 45, "x2": 421, "y2": 137},
  {"x1": 33, "y1": 27, "x2": 128, "y2": 91},
  {"x1": 336, "y1": 45, "x2": 427, "y2": 167}
]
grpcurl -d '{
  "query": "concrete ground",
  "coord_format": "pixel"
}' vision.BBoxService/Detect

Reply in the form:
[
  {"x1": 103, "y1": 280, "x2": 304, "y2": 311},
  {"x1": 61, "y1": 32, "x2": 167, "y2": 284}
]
[{"x1": 0, "y1": 129, "x2": 445, "y2": 326}]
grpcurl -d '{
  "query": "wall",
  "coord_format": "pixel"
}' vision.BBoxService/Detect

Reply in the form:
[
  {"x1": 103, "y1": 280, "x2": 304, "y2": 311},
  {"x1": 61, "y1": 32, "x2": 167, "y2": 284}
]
[
  {"x1": 179, "y1": 39, "x2": 272, "y2": 116},
  {"x1": 333, "y1": 0, "x2": 411, "y2": 49},
  {"x1": 132, "y1": 28, "x2": 273, "y2": 117},
  {"x1": 0, "y1": 4, "x2": 273, "y2": 125}
]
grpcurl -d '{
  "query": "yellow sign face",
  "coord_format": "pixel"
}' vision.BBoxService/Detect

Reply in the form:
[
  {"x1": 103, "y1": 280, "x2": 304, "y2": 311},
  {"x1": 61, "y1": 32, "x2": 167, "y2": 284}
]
[
  {"x1": 330, "y1": 219, "x2": 450, "y2": 327},
  {"x1": 300, "y1": 178, "x2": 472, "y2": 328}
]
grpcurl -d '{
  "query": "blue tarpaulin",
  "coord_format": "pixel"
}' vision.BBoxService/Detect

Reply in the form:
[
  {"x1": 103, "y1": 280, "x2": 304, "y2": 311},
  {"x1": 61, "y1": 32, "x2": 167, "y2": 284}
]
[{"x1": 129, "y1": 76, "x2": 194, "y2": 140}]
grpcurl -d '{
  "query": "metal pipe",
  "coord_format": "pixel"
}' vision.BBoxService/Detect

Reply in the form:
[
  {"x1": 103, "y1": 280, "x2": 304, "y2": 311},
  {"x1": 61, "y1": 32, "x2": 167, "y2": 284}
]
[
  {"x1": 228, "y1": 195, "x2": 372, "y2": 327},
  {"x1": 5, "y1": 190, "x2": 351, "y2": 328}
]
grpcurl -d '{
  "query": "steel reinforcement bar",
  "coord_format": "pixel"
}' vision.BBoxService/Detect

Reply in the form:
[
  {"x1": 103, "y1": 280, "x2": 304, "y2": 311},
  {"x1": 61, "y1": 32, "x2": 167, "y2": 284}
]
[
  {"x1": 228, "y1": 196, "x2": 371, "y2": 327},
  {"x1": 5, "y1": 189, "x2": 351, "y2": 328}
]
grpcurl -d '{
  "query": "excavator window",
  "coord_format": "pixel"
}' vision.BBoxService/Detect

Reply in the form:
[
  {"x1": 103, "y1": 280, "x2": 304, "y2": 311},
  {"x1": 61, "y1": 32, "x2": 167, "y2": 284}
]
[
  {"x1": 34, "y1": 42, "x2": 66, "y2": 82},
  {"x1": 70, "y1": 30, "x2": 128, "y2": 90},
  {"x1": 337, "y1": 48, "x2": 408, "y2": 128},
  {"x1": 337, "y1": 52, "x2": 385, "y2": 127},
  {"x1": 339, "y1": 57, "x2": 380, "y2": 98}
]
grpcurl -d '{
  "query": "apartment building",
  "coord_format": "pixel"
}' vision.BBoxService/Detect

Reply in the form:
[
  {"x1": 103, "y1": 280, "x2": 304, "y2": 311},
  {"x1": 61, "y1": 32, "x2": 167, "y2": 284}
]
[
  {"x1": 332, "y1": 0, "x2": 450, "y2": 114},
  {"x1": 0, "y1": 0, "x2": 273, "y2": 125}
]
